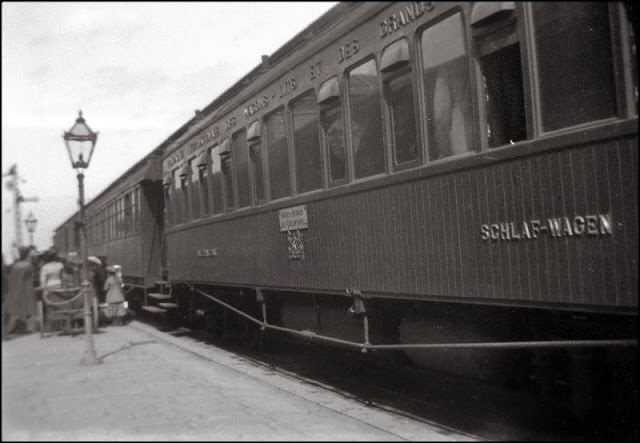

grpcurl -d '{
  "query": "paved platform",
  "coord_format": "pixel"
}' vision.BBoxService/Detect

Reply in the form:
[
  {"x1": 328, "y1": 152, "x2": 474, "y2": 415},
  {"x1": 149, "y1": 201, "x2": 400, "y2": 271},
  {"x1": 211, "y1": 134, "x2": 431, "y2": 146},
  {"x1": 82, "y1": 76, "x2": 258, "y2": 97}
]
[{"x1": 2, "y1": 321, "x2": 475, "y2": 441}]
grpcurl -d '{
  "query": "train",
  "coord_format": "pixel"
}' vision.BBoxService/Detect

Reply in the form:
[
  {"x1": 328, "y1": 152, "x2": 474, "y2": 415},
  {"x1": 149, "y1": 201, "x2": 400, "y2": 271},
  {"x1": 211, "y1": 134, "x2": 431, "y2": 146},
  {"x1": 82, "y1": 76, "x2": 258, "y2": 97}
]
[{"x1": 54, "y1": 1, "x2": 637, "y2": 418}]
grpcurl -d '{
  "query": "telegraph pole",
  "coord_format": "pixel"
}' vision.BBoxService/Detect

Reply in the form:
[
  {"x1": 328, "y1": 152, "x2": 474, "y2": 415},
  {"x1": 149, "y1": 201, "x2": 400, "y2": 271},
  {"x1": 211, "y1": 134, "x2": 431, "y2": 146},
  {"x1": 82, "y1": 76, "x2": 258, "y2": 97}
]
[{"x1": 3, "y1": 164, "x2": 38, "y2": 249}]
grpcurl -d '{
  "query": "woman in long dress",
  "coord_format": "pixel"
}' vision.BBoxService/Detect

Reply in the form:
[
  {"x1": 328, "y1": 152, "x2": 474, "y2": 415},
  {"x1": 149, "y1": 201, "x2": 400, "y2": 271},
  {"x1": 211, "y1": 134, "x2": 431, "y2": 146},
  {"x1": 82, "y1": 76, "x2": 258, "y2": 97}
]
[{"x1": 104, "y1": 266, "x2": 126, "y2": 325}]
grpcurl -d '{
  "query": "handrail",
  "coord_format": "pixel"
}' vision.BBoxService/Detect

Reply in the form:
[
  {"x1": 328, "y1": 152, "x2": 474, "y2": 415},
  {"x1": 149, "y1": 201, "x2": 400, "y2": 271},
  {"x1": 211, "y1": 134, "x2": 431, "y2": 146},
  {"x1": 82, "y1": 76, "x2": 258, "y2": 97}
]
[{"x1": 192, "y1": 287, "x2": 638, "y2": 351}]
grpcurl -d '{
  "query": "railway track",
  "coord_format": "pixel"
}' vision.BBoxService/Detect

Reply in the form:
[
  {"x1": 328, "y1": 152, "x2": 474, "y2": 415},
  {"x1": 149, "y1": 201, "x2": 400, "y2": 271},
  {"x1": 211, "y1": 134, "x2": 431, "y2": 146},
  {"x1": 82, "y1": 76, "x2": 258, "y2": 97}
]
[{"x1": 134, "y1": 312, "x2": 637, "y2": 441}]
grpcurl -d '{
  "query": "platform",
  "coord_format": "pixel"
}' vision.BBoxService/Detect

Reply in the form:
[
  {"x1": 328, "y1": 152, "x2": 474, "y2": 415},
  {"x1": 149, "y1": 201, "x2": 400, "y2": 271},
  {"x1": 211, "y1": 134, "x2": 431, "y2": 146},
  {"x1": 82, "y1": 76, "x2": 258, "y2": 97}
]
[{"x1": 1, "y1": 321, "x2": 474, "y2": 441}]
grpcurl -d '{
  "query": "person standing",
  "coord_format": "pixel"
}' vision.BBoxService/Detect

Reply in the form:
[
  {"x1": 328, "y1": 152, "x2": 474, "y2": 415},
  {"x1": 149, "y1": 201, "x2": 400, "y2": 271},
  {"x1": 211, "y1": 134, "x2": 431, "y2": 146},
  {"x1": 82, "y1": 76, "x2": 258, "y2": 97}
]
[
  {"x1": 2, "y1": 246, "x2": 38, "y2": 338},
  {"x1": 88, "y1": 256, "x2": 106, "y2": 304},
  {"x1": 39, "y1": 248, "x2": 64, "y2": 295},
  {"x1": 104, "y1": 266, "x2": 126, "y2": 325}
]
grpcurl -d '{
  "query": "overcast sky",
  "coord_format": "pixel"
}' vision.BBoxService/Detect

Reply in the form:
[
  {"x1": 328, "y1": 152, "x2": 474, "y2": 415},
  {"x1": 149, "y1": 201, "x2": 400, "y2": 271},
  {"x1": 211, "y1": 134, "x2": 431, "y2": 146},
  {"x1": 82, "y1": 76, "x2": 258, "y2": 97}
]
[{"x1": 1, "y1": 1, "x2": 337, "y2": 261}]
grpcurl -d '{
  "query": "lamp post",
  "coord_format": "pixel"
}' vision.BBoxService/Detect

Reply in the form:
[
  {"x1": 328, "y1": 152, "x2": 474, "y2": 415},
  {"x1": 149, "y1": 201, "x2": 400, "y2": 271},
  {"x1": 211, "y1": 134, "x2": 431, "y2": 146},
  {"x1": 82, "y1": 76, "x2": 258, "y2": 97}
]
[
  {"x1": 25, "y1": 211, "x2": 37, "y2": 247},
  {"x1": 63, "y1": 110, "x2": 102, "y2": 365}
]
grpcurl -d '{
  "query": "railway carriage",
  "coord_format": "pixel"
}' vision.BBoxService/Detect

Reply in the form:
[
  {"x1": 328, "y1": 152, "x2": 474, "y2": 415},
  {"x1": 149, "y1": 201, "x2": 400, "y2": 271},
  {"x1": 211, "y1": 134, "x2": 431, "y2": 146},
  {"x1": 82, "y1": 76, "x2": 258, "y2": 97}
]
[
  {"x1": 161, "y1": 0, "x2": 636, "y2": 354},
  {"x1": 53, "y1": 1, "x2": 637, "y2": 420}
]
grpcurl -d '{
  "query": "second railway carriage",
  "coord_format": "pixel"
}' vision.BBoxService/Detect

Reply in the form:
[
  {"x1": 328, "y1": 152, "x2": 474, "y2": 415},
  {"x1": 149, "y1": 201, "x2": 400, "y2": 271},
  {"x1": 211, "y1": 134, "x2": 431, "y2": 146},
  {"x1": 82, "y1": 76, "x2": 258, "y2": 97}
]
[
  {"x1": 53, "y1": 150, "x2": 165, "y2": 293},
  {"x1": 53, "y1": 118, "x2": 198, "y2": 304},
  {"x1": 158, "y1": 0, "x2": 637, "y2": 394}
]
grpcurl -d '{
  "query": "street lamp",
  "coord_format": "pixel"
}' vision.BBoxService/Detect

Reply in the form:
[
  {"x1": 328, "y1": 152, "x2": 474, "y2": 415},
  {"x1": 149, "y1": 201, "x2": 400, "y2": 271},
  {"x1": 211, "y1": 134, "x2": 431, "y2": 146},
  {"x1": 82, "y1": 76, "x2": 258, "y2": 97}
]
[
  {"x1": 25, "y1": 211, "x2": 37, "y2": 247},
  {"x1": 63, "y1": 110, "x2": 102, "y2": 365}
]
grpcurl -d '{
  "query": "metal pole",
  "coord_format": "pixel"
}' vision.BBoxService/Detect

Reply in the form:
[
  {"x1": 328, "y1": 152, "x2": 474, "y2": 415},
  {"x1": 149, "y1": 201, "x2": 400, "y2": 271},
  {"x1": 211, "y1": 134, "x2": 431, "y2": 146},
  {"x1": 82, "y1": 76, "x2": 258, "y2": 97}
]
[
  {"x1": 78, "y1": 171, "x2": 101, "y2": 365},
  {"x1": 29, "y1": 232, "x2": 34, "y2": 247}
]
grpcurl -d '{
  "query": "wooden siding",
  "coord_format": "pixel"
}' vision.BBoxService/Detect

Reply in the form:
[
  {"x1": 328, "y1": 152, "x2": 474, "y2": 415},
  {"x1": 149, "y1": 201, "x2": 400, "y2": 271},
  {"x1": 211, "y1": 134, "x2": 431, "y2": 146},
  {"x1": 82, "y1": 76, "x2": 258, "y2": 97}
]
[{"x1": 167, "y1": 136, "x2": 638, "y2": 311}]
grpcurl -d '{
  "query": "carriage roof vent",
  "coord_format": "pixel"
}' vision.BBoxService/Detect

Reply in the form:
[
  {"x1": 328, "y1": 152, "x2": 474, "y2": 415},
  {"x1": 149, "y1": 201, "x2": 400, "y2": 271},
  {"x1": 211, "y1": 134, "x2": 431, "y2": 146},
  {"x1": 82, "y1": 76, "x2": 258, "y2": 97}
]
[
  {"x1": 317, "y1": 77, "x2": 340, "y2": 105},
  {"x1": 471, "y1": 2, "x2": 515, "y2": 27},
  {"x1": 380, "y1": 38, "x2": 410, "y2": 73}
]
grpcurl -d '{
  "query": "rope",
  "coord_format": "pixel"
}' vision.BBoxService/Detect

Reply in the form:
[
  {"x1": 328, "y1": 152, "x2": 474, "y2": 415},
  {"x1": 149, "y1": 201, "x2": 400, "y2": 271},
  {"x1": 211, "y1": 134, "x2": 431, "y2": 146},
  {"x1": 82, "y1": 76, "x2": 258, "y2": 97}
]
[{"x1": 42, "y1": 287, "x2": 87, "y2": 307}]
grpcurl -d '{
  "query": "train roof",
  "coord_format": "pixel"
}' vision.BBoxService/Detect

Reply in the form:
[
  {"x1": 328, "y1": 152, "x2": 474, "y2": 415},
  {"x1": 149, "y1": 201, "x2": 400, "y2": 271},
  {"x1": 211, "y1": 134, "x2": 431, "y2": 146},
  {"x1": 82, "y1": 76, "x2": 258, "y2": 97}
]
[{"x1": 160, "y1": 1, "x2": 363, "y2": 158}]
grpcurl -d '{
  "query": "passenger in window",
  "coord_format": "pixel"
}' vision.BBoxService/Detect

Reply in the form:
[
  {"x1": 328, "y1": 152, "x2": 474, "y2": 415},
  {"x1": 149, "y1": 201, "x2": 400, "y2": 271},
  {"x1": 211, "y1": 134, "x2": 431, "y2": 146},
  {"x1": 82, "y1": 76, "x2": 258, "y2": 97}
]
[
  {"x1": 473, "y1": 7, "x2": 526, "y2": 147},
  {"x1": 386, "y1": 74, "x2": 418, "y2": 165},
  {"x1": 321, "y1": 105, "x2": 346, "y2": 182},
  {"x1": 433, "y1": 61, "x2": 471, "y2": 158},
  {"x1": 422, "y1": 13, "x2": 473, "y2": 160},
  {"x1": 349, "y1": 60, "x2": 385, "y2": 178}
]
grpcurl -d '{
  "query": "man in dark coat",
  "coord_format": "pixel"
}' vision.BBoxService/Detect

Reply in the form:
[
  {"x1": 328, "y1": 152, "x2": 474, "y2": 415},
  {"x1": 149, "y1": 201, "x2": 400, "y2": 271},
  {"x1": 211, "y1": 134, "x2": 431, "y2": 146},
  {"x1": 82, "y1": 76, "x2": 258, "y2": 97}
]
[
  {"x1": 88, "y1": 256, "x2": 107, "y2": 304},
  {"x1": 3, "y1": 246, "x2": 38, "y2": 338}
]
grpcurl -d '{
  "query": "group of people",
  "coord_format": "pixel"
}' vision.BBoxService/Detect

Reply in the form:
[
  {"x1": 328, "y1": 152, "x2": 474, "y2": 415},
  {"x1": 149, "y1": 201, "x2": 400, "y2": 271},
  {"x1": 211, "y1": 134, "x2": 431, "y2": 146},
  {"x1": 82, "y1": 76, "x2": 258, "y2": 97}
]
[{"x1": 2, "y1": 246, "x2": 127, "y2": 339}]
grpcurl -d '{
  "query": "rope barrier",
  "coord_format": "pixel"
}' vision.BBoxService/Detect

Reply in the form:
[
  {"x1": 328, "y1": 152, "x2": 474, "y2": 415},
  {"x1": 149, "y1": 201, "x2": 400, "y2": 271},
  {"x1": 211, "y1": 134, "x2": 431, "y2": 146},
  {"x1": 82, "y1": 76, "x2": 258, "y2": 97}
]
[{"x1": 42, "y1": 286, "x2": 87, "y2": 307}]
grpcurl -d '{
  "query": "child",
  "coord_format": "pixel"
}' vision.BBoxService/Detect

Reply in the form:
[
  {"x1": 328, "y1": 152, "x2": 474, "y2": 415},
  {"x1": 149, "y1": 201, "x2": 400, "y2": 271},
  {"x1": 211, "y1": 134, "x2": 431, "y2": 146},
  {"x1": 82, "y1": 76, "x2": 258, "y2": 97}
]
[{"x1": 104, "y1": 266, "x2": 126, "y2": 326}]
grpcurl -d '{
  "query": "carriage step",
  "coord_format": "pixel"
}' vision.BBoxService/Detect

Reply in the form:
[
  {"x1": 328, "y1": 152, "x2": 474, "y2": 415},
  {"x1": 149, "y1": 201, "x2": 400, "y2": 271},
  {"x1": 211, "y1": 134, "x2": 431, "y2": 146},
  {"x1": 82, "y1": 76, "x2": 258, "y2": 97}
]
[
  {"x1": 148, "y1": 292, "x2": 171, "y2": 300},
  {"x1": 158, "y1": 302, "x2": 178, "y2": 309},
  {"x1": 141, "y1": 305, "x2": 167, "y2": 314},
  {"x1": 155, "y1": 280, "x2": 171, "y2": 286}
]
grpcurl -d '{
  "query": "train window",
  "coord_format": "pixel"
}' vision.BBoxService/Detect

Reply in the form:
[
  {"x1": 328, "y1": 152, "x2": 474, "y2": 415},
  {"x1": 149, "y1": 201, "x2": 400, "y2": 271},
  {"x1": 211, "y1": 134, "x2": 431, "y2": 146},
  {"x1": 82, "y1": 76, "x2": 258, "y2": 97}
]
[
  {"x1": 118, "y1": 198, "x2": 127, "y2": 238},
  {"x1": 189, "y1": 157, "x2": 200, "y2": 219},
  {"x1": 220, "y1": 139, "x2": 235, "y2": 211},
  {"x1": 265, "y1": 108, "x2": 291, "y2": 200},
  {"x1": 107, "y1": 202, "x2": 112, "y2": 240},
  {"x1": 196, "y1": 151, "x2": 210, "y2": 216},
  {"x1": 124, "y1": 192, "x2": 132, "y2": 235},
  {"x1": 472, "y1": 3, "x2": 526, "y2": 148},
  {"x1": 210, "y1": 145, "x2": 224, "y2": 215},
  {"x1": 180, "y1": 162, "x2": 191, "y2": 220},
  {"x1": 249, "y1": 141, "x2": 266, "y2": 203},
  {"x1": 348, "y1": 59, "x2": 385, "y2": 179},
  {"x1": 121, "y1": 197, "x2": 126, "y2": 236},
  {"x1": 233, "y1": 129, "x2": 250, "y2": 208},
  {"x1": 172, "y1": 168, "x2": 182, "y2": 224},
  {"x1": 532, "y1": 2, "x2": 617, "y2": 131},
  {"x1": 381, "y1": 39, "x2": 418, "y2": 167},
  {"x1": 115, "y1": 198, "x2": 121, "y2": 238},
  {"x1": 135, "y1": 186, "x2": 141, "y2": 232},
  {"x1": 292, "y1": 89, "x2": 322, "y2": 194},
  {"x1": 318, "y1": 77, "x2": 346, "y2": 183},
  {"x1": 173, "y1": 168, "x2": 181, "y2": 189},
  {"x1": 247, "y1": 120, "x2": 264, "y2": 204},
  {"x1": 163, "y1": 174, "x2": 172, "y2": 226},
  {"x1": 421, "y1": 12, "x2": 474, "y2": 160},
  {"x1": 101, "y1": 210, "x2": 106, "y2": 242},
  {"x1": 386, "y1": 72, "x2": 418, "y2": 166},
  {"x1": 107, "y1": 205, "x2": 111, "y2": 240},
  {"x1": 130, "y1": 189, "x2": 136, "y2": 233}
]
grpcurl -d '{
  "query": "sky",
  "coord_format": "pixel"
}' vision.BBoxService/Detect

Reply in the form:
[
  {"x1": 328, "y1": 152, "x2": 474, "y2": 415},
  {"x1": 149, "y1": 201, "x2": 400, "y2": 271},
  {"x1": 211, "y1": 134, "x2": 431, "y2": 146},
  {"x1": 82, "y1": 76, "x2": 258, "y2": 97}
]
[{"x1": 1, "y1": 1, "x2": 337, "y2": 261}]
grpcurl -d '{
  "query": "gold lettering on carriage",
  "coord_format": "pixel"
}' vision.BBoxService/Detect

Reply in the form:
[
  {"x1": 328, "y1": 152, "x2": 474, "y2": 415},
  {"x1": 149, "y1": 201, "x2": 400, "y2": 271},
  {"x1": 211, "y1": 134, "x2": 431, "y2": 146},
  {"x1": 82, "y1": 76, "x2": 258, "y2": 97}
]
[
  {"x1": 196, "y1": 248, "x2": 218, "y2": 257},
  {"x1": 279, "y1": 205, "x2": 309, "y2": 232},
  {"x1": 379, "y1": 2, "x2": 434, "y2": 39},
  {"x1": 481, "y1": 214, "x2": 613, "y2": 241}
]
